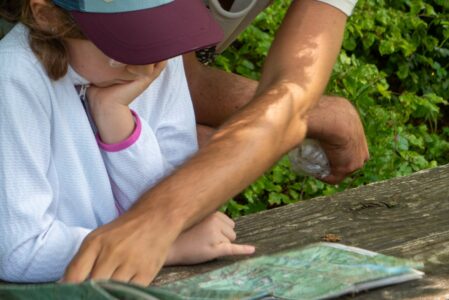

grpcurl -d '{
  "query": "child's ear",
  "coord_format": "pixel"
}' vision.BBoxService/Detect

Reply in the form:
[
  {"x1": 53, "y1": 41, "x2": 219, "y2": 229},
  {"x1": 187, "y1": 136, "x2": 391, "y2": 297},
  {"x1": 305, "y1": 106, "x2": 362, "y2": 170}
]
[{"x1": 29, "y1": 0, "x2": 58, "y2": 31}]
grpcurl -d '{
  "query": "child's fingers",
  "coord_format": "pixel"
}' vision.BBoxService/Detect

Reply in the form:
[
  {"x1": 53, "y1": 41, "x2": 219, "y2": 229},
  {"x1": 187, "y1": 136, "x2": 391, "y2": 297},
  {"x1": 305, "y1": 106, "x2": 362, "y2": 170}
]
[
  {"x1": 215, "y1": 243, "x2": 256, "y2": 257},
  {"x1": 214, "y1": 212, "x2": 235, "y2": 228},
  {"x1": 88, "y1": 64, "x2": 165, "y2": 107},
  {"x1": 220, "y1": 225, "x2": 237, "y2": 242}
]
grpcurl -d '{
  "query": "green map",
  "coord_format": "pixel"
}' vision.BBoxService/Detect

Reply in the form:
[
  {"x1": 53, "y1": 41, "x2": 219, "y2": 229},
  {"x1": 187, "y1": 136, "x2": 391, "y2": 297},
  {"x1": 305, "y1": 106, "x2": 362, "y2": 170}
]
[{"x1": 162, "y1": 243, "x2": 423, "y2": 299}]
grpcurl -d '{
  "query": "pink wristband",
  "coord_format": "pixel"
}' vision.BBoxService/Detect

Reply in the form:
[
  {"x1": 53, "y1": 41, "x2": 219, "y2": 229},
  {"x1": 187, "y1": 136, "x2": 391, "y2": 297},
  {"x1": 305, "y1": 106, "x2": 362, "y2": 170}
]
[{"x1": 96, "y1": 110, "x2": 142, "y2": 152}]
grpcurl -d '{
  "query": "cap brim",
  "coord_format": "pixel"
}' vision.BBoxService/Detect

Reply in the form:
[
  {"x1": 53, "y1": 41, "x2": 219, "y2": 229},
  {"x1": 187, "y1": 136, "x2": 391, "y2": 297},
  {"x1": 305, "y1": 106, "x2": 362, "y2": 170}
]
[{"x1": 70, "y1": 0, "x2": 223, "y2": 65}]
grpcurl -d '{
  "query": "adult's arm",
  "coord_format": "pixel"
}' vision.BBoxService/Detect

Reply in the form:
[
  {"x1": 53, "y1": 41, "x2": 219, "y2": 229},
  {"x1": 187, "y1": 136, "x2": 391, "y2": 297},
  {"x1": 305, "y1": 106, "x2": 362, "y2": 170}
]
[
  {"x1": 183, "y1": 52, "x2": 256, "y2": 128},
  {"x1": 64, "y1": 0, "x2": 349, "y2": 285},
  {"x1": 184, "y1": 54, "x2": 368, "y2": 183}
]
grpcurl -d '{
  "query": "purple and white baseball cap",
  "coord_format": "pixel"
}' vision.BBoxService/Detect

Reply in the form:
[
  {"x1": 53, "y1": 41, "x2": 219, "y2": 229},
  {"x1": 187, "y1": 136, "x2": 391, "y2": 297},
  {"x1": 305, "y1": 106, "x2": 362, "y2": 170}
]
[{"x1": 52, "y1": 0, "x2": 223, "y2": 65}]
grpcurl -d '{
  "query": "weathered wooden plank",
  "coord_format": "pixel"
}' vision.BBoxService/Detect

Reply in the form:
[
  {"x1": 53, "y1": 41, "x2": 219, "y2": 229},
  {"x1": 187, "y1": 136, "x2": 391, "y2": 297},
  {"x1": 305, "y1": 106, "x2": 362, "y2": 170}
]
[{"x1": 155, "y1": 164, "x2": 449, "y2": 299}]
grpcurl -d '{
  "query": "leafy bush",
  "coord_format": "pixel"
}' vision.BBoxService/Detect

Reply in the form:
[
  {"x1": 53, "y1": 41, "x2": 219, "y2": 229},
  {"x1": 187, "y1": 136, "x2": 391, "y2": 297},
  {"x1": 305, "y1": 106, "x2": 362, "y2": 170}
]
[{"x1": 218, "y1": 0, "x2": 449, "y2": 218}]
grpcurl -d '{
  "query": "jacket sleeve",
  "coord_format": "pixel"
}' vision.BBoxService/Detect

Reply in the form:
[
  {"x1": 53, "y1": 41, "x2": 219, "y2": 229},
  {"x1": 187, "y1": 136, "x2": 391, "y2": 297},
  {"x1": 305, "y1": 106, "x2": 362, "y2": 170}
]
[
  {"x1": 99, "y1": 57, "x2": 198, "y2": 212},
  {"x1": 0, "y1": 60, "x2": 91, "y2": 282}
]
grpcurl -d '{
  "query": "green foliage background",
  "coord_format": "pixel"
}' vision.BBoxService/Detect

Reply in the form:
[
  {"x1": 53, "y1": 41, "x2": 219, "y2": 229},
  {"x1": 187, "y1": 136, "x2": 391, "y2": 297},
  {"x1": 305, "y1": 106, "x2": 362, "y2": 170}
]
[{"x1": 217, "y1": 0, "x2": 449, "y2": 218}]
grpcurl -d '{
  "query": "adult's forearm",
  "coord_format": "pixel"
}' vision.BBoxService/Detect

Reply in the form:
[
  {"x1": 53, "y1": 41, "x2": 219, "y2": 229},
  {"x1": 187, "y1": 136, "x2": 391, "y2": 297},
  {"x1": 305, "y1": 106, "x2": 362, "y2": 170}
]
[
  {"x1": 131, "y1": 0, "x2": 347, "y2": 230},
  {"x1": 256, "y1": 0, "x2": 347, "y2": 117},
  {"x1": 132, "y1": 89, "x2": 305, "y2": 230}
]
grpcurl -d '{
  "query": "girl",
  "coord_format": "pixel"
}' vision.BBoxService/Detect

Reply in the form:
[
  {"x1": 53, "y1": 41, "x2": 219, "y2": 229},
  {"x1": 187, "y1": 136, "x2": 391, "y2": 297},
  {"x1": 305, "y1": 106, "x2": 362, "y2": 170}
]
[{"x1": 0, "y1": 0, "x2": 254, "y2": 283}]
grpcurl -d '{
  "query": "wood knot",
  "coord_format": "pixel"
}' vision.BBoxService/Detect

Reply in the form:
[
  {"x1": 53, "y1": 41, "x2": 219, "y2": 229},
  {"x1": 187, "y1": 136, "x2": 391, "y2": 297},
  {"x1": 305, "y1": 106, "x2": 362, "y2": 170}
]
[{"x1": 349, "y1": 200, "x2": 399, "y2": 212}]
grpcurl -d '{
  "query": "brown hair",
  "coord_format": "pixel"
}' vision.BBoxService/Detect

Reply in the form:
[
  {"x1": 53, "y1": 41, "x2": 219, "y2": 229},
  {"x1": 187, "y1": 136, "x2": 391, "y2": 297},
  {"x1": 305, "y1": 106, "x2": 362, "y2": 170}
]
[{"x1": 0, "y1": 0, "x2": 86, "y2": 80}]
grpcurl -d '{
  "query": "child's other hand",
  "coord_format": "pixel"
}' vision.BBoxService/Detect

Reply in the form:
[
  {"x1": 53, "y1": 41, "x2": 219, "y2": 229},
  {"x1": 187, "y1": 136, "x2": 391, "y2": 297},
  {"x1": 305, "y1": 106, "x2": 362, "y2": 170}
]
[
  {"x1": 165, "y1": 212, "x2": 255, "y2": 266},
  {"x1": 86, "y1": 61, "x2": 167, "y2": 144}
]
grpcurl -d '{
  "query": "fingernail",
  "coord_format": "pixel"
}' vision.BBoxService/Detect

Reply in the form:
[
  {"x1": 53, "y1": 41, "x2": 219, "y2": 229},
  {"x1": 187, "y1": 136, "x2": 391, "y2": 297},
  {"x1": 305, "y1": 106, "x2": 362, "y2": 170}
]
[{"x1": 247, "y1": 245, "x2": 256, "y2": 253}]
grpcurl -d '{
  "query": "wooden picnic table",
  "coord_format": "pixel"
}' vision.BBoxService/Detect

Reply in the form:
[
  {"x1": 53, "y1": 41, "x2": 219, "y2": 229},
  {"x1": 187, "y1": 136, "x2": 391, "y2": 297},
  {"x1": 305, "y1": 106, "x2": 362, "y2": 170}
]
[{"x1": 155, "y1": 164, "x2": 449, "y2": 299}]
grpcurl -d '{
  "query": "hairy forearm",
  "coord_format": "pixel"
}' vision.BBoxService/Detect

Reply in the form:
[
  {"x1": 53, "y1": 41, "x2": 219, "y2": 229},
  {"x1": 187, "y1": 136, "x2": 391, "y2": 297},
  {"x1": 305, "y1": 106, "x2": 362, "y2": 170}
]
[
  {"x1": 306, "y1": 96, "x2": 358, "y2": 142},
  {"x1": 184, "y1": 53, "x2": 257, "y2": 127}
]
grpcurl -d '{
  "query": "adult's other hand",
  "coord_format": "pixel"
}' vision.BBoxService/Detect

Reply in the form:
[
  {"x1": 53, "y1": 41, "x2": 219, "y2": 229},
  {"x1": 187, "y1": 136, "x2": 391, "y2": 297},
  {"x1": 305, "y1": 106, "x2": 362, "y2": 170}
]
[{"x1": 306, "y1": 96, "x2": 369, "y2": 184}]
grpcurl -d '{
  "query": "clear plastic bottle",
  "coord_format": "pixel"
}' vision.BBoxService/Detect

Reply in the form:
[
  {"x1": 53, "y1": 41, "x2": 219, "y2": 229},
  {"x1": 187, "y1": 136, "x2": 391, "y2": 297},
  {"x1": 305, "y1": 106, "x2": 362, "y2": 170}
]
[{"x1": 288, "y1": 139, "x2": 331, "y2": 179}]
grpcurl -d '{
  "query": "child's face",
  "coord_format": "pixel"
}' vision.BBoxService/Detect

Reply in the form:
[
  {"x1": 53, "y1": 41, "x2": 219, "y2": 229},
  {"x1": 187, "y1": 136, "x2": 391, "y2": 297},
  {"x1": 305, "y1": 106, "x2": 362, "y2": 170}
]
[{"x1": 65, "y1": 38, "x2": 158, "y2": 87}]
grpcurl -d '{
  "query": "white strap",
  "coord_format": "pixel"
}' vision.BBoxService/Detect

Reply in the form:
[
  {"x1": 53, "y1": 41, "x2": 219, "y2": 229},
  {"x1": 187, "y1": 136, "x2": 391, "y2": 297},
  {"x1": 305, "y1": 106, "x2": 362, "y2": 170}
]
[{"x1": 206, "y1": 0, "x2": 273, "y2": 53}]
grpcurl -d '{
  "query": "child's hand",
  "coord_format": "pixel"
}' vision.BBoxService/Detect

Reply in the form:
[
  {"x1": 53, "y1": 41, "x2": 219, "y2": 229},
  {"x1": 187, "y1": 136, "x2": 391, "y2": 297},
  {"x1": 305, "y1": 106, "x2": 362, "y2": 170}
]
[
  {"x1": 87, "y1": 61, "x2": 167, "y2": 144},
  {"x1": 165, "y1": 212, "x2": 255, "y2": 266},
  {"x1": 87, "y1": 61, "x2": 167, "y2": 108}
]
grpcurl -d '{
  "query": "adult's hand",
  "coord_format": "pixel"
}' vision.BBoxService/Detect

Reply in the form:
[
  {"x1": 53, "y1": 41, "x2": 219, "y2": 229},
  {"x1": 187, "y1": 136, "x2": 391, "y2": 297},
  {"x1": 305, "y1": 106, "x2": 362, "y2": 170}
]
[
  {"x1": 63, "y1": 205, "x2": 180, "y2": 286},
  {"x1": 306, "y1": 96, "x2": 369, "y2": 184}
]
